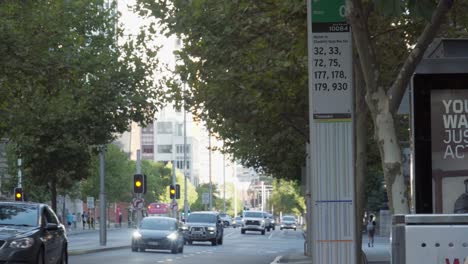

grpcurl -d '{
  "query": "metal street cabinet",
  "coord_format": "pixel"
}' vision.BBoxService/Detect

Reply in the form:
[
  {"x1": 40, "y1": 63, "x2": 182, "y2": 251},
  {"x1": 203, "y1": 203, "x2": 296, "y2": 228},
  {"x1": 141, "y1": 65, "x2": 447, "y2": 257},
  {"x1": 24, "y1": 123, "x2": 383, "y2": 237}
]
[{"x1": 392, "y1": 214, "x2": 468, "y2": 264}]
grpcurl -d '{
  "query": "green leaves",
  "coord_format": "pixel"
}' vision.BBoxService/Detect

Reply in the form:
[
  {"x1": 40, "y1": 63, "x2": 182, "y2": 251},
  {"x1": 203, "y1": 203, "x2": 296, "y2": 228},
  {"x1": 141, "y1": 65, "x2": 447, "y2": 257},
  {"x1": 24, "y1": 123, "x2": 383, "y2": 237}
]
[{"x1": 373, "y1": 0, "x2": 436, "y2": 20}]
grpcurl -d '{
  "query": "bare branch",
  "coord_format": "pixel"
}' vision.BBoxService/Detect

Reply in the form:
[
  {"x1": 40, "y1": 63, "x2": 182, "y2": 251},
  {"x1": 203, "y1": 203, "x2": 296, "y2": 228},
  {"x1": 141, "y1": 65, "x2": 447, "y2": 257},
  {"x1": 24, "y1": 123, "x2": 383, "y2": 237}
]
[{"x1": 388, "y1": 0, "x2": 453, "y2": 113}]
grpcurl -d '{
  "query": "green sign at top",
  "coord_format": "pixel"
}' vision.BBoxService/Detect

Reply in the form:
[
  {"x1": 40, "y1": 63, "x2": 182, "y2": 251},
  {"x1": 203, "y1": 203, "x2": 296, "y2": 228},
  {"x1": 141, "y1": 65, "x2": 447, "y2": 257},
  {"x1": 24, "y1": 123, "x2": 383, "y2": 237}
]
[{"x1": 312, "y1": 0, "x2": 346, "y2": 23}]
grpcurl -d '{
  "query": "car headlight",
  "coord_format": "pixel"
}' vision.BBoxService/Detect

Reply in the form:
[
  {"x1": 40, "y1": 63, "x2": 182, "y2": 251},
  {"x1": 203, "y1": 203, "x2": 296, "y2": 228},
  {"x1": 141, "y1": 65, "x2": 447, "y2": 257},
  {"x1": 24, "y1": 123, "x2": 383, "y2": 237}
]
[
  {"x1": 207, "y1": 226, "x2": 215, "y2": 231},
  {"x1": 167, "y1": 232, "x2": 178, "y2": 240},
  {"x1": 261, "y1": 219, "x2": 265, "y2": 223},
  {"x1": 181, "y1": 226, "x2": 188, "y2": 231},
  {"x1": 133, "y1": 231, "x2": 142, "y2": 239},
  {"x1": 10, "y1": 237, "x2": 34, "y2": 249}
]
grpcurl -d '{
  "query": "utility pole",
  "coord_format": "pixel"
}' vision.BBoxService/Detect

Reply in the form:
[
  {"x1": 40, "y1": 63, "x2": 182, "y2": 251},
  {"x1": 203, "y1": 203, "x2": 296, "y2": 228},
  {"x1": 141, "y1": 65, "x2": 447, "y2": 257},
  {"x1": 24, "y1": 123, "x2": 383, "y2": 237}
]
[
  {"x1": 209, "y1": 133, "x2": 212, "y2": 210},
  {"x1": 233, "y1": 162, "x2": 237, "y2": 216},
  {"x1": 172, "y1": 160, "x2": 177, "y2": 218},
  {"x1": 99, "y1": 145, "x2": 107, "y2": 246},
  {"x1": 17, "y1": 158, "x2": 22, "y2": 188},
  {"x1": 223, "y1": 153, "x2": 226, "y2": 213},
  {"x1": 183, "y1": 82, "x2": 189, "y2": 221}
]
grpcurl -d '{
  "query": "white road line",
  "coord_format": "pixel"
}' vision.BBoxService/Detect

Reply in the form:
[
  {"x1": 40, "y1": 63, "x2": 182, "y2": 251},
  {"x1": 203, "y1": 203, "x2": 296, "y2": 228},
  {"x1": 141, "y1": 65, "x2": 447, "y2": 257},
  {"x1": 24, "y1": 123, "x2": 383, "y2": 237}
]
[
  {"x1": 268, "y1": 232, "x2": 274, "y2": 239},
  {"x1": 224, "y1": 231, "x2": 236, "y2": 238},
  {"x1": 270, "y1": 255, "x2": 282, "y2": 264}
]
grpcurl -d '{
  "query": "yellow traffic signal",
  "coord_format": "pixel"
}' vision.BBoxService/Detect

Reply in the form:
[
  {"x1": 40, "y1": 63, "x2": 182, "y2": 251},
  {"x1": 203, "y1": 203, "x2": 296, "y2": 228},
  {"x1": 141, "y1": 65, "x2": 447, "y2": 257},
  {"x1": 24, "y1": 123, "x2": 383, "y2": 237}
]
[
  {"x1": 133, "y1": 174, "x2": 144, "y2": 194},
  {"x1": 14, "y1": 187, "x2": 23, "y2": 201},
  {"x1": 135, "y1": 180, "x2": 142, "y2": 187},
  {"x1": 170, "y1": 185, "x2": 176, "y2": 199}
]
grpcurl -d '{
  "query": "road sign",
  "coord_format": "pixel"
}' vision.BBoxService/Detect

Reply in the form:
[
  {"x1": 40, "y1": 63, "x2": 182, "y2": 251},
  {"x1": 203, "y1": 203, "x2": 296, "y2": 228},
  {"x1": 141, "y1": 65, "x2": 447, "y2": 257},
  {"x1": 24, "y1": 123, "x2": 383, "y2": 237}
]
[
  {"x1": 171, "y1": 200, "x2": 178, "y2": 211},
  {"x1": 87, "y1": 196, "x2": 94, "y2": 209},
  {"x1": 202, "y1": 192, "x2": 209, "y2": 205},
  {"x1": 133, "y1": 198, "x2": 144, "y2": 208}
]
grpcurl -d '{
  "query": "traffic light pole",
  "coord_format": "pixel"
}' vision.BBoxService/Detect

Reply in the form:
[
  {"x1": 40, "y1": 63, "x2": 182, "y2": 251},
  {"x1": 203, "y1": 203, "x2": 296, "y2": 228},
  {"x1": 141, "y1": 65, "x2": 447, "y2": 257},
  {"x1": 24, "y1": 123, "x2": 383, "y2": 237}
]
[
  {"x1": 172, "y1": 160, "x2": 177, "y2": 219},
  {"x1": 136, "y1": 150, "x2": 142, "y2": 227},
  {"x1": 183, "y1": 84, "x2": 188, "y2": 221}
]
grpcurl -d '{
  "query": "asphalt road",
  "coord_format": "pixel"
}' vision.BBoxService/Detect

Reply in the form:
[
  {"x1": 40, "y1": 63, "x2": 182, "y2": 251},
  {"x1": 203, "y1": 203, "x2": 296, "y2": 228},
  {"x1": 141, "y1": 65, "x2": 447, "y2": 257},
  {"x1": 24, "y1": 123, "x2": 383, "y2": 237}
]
[{"x1": 69, "y1": 227, "x2": 304, "y2": 264}]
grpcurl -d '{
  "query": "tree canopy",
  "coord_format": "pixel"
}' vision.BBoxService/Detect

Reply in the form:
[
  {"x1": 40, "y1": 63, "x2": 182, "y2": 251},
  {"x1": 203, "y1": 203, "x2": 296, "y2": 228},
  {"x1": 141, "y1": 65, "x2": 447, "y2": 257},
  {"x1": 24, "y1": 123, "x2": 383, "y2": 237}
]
[
  {"x1": 0, "y1": 0, "x2": 163, "y2": 210},
  {"x1": 137, "y1": 0, "x2": 308, "y2": 181}
]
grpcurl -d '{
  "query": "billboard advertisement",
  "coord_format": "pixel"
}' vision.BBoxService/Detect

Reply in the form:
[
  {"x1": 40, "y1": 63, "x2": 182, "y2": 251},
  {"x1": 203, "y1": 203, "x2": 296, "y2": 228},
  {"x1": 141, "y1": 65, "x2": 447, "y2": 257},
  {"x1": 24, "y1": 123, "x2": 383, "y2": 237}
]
[{"x1": 430, "y1": 89, "x2": 468, "y2": 213}]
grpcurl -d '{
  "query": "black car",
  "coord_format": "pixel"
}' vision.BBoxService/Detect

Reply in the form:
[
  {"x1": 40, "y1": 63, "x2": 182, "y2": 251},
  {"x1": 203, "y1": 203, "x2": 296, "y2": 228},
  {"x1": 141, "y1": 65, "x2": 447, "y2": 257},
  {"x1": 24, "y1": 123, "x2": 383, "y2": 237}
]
[
  {"x1": 0, "y1": 201, "x2": 68, "y2": 264},
  {"x1": 182, "y1": 211, "x2": 223, "y2": 246},
  {"x1": 131, "y1": 216, "x2": 184, "y2": 254}
]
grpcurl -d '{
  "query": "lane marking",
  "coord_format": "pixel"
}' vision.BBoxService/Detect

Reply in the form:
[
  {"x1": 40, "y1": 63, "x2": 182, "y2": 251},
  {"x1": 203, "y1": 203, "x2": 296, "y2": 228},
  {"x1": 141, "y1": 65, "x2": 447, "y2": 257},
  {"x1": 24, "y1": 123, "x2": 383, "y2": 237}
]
[
  {"x1": 224, "y1": 231, "x2": 236, "y2": 238},
  {"x1": 268, "y1": 232, "x2": 274, "y2": 239},
  {"x1": 270, "y1": 255, "x2": 282, "y2": 264}
]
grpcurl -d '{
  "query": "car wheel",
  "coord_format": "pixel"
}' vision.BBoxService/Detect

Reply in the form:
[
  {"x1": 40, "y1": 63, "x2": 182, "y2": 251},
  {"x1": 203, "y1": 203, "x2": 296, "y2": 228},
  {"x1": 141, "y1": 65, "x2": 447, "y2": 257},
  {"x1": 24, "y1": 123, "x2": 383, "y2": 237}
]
[
  {"x1": 261, "y1": 230, "x2": 265, "y2": 235},
  {"x1": 218, "y1": 237, "x2": 223, "y2": 245},
  {"x1": 37, "y1": 248, "x2": 44, "y2": 264},
  {"x1": 294, "y1": 228, "x2": 296, "y2": 231},
  {"x1": 179, "y1": 244, "x2": 184, "y2": 253},
  {"x1": 211, "y1": 239, "x2": 218, "y2": 246},
  {"x1": 59, "y1": 247, "x2": 68, "y2": 264},
  {"x1": 272, "y1": 227, "x2": 275, "y2": 231},
  {"x1": 241, "y1": 229, "x2": 245, "y2": 234},
  {"x1": 280, "y1": 228, "x2": 283, "y2": 230}
]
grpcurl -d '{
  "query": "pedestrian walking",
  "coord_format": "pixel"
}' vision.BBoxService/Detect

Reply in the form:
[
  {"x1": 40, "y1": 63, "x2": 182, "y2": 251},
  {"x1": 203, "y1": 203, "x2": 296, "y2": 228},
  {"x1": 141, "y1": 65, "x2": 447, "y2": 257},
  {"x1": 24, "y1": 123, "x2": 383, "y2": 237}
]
[
  {"x1": 91, "y1": 215, "x2": 95, "y2": 229},
  {"x1": 366, "y1": 215, "x2": 376, "y2": 247},
  {"x1": 119, "y1": 212, "x2": 122, "y2": 228},
  {"x1": 66, "y1": 212, "x2": 73, "y2": 231},
  {"x1": 87, "y1": 210, "x2": 92, "y2": 229},
  {"x1": 82, "y1": 212, "x2": 88, "y2": 230},
  {"x1": 72, "y1": 213, "x2": 77, "y2": 229}
]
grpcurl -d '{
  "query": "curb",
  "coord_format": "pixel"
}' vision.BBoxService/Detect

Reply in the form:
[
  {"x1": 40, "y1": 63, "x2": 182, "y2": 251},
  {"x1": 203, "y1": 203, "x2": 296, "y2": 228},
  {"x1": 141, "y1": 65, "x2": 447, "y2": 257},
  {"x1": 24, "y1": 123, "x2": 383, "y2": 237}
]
[{"x1": 69, "y1": 245, "x2": 130, "y2": 256}]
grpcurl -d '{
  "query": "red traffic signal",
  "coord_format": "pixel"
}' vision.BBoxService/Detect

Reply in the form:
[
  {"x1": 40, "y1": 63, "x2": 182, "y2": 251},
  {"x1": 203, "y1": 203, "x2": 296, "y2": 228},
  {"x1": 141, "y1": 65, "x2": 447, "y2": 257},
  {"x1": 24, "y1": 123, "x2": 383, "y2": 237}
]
[{"x1": 14, "y1": 187, "x2": 23, "y2": 201}]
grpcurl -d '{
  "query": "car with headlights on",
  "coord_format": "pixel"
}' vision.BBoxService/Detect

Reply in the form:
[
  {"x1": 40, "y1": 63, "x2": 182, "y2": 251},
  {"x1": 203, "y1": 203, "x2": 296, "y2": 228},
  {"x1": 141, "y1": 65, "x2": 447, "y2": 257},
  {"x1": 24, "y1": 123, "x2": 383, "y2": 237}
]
[
  {"x1": 181, "y1": 211, "x2": 223, "y2": 246},
  {"x1": 241, "y1": 211, "x2": 266, "y2": 235},
  {"x1": 0, "y1": 201, "x2": 68, "y2": 264},
  {"x1": 232, "y1": 216, "x2": 243, "y2": 228},
  {"x1": 131, "y1": 216, "x2": 184, "y2": 253},
  {"x1": 280, "y1": 215, "x2": 297, "y2": 231}
]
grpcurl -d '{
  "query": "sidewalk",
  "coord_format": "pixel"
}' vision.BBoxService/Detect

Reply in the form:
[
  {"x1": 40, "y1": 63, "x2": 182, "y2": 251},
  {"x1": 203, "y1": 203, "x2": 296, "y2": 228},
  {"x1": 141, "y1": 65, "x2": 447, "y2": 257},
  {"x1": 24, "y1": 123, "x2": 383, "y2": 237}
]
[
  {"x1": 273, "y1": 235, "x2": 390, "y2": 264},
  {"x1": 67, "y1": 225, "x2": 133, "y2": 256}
]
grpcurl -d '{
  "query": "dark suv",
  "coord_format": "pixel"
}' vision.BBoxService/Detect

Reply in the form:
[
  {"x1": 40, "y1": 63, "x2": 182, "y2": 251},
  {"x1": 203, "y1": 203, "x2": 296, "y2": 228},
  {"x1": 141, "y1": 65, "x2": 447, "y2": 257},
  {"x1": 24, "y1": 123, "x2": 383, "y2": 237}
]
[
  {"x1": 0, "y1": 202, "x2": 68, "y2": 264},
  {"x1": 182, "y1": 211, "x2": 224, "y2": 246}
]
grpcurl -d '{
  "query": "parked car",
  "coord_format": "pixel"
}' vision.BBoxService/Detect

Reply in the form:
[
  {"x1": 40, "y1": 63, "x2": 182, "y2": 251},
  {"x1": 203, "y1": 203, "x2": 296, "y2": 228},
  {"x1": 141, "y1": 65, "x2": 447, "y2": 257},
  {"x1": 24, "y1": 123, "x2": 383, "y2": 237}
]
[
  {"x1": 182, "y1": 211, "x2": 224, "y2": 246},
  {"x1": 280, "y1": 215, "x2": 297, "y2": 231},
  {"x1": 219, "y1": 213, "x2": 232, "y2": 227},
  {"x1": 241, "y1": 211, "x2": 266, "y2": 235},
  {"x1": 131, "y1": 216, "x2": 184, "y2": 253},
  {"x1": 0, "y1": 201, "x2": 68, "y2": 264},
  {"x1": 232, "y1": 216, "x2": 243, "y2": 228}
]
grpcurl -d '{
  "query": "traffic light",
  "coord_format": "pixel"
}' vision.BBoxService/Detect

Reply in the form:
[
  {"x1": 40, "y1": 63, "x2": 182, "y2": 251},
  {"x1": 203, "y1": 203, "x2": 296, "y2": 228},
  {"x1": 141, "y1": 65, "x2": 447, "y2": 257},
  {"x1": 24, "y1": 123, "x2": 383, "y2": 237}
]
[
  {"x1": 169, "y1": 185, "x2": 176, "y2": 199},
  {"x1": 14, "y1": 188, "x2": 23, "y2": 202},
  {"x1": 175, "y1": 184, "x2": 180, "y2": 199},
  {"x1": 133, "y1": 174, "x2": 144, "y2": 194},
  {"x1": 143, "y1": 174, "x2": 147, "y2": 194}
]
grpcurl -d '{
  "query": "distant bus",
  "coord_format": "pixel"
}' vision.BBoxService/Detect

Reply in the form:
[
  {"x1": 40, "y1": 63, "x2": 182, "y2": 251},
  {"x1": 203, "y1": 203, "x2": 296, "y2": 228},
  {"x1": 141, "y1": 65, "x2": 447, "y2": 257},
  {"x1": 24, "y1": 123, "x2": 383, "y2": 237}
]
[{"x1": 147, "y1": 202, "x2": 170, "y2": 217}]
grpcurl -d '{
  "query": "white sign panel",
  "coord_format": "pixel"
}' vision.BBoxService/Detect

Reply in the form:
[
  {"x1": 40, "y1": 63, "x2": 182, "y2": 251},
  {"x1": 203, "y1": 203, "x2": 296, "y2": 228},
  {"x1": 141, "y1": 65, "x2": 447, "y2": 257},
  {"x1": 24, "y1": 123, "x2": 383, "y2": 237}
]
[
  {"x1": 311, "y1": 25, "x2": 353, "y2": 118},
  {"x1": 202, "y1": 192, "x2": 209, "y2": 205},
  {"x1": 87, "y1": 196, "x2": 94, "y2": 209}
]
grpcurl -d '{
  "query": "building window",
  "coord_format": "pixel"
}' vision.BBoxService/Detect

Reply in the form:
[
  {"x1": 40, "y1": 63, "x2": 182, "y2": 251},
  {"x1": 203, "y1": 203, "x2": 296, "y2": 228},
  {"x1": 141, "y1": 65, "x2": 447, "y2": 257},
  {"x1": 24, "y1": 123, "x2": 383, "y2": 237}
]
[
  {"x1": 176, "y1": 123, "x2": 183, "y2": 136},
  {"x1": 157, "y1": 122, "x2": 173, "y2": 134},
  {"x1": 142, "y1": 123, "x2": 154, "y2": 134},
  {"x1": 157, "y1": 145, "x2": 172, "y2": 153},
  {"x1": 142, "y1": 145, "x2": 154, "y2": 154},
  {"x1": 176, "y1": 145, "x2": 190, "y2": 154}
]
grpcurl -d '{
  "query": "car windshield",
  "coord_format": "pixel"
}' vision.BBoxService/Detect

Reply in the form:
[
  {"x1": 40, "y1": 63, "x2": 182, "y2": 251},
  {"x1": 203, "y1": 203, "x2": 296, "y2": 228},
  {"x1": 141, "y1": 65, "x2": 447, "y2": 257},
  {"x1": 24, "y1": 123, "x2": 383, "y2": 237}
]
[
  {"x1": 244, "y1": 212, "x2": 263, "y2": 218},
  {"x1": 235, "y1": 217, "x2": 242, "y2": 220},
  {"x1": 140, "y1": 218, "x2": 177, "y2": 231},
  {"x1": 219, "y1": 213, "x2": 227, "y2": 217},
  {"x1": 283, "y1": 216, "x2": 295, "y2": 221},
  {"x1": 0, "y1": 204, "x2": 38, "y2": 227},
  {"x1": 187, "y1": 214, "x2": 216, "y2": 223}
]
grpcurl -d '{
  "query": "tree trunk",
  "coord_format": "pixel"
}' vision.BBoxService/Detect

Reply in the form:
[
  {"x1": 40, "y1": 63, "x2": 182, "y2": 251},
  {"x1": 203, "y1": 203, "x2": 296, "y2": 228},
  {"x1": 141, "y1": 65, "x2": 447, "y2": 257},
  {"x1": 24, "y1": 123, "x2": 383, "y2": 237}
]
[
  {"x1": 355, "y1": 57, "x2": 368, "y2": 262},
  {"x1": 369, "y1": 90, "x2": 408, "y2": 213}
]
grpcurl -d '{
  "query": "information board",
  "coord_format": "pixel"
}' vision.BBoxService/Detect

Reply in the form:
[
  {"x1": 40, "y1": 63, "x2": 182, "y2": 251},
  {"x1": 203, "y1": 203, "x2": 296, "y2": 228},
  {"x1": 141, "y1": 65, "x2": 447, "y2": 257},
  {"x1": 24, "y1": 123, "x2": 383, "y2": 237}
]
[{"x1": 311, "y1": 0, "x2": 353, "y2": 119}]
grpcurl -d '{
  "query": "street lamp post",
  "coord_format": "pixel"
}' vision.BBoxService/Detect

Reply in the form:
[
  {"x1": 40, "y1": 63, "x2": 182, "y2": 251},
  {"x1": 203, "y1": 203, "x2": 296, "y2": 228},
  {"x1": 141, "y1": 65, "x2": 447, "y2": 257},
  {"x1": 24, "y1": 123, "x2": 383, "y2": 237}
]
[{"x1": 183, "y1": 82, "x2": 189, "y2": 221}]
